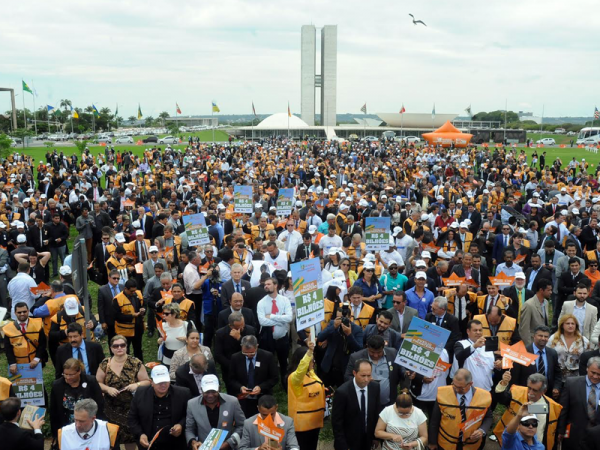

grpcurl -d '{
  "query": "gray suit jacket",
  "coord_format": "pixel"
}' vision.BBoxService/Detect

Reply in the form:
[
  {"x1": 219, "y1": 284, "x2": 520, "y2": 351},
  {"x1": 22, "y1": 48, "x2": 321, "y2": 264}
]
[
  {"x1": 519, "y1": 296, "x2": 550, "y2": 346},
  {"x1": 386, "y1": 306, "x2": 418, "y2": 335},
  {"x1": 185, "y1": 393, "x2": 245, "y2": 448},
  {"x1": 142, "y1": 258, "x2": 167, "y2": 284},
  {"x1": 239, "y1": 413, "x2": 299, "y2": 450},
  {"x1": 559, "y1": 300, "x2": 598, "y2": 340}
]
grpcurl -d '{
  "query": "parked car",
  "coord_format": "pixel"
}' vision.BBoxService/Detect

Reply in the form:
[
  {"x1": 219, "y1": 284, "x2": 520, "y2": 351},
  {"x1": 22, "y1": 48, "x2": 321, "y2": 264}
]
[
  {"x1": 158, "y1": 135, "x2": 179, "y2": 144},
  {"x1": 115, "y1": 136, "x2": 134, "y2": 144},
  {"x1": 567, "y1": 131, "x2": 576, "y2": 136},
  {"x1": 536, "y1": 138, "x2": 556, "y2": 145},
  {"x1": 362, "y1": 135, "x2": 379, "y2": 143},
  {"x1": 142, "y1": 135, "x2": 158, "y2": 143},
  {"x1": 96, "y1": 136, "x2": 112, "y2": 144},
  {"x1": 349, "y1": 134, "x2": 359, "y2": 141}
]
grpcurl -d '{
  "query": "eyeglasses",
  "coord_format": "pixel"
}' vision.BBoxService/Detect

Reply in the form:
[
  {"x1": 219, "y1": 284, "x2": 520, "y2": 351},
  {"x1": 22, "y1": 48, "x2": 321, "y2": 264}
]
[
  {"x1": 111, "y1": 277, "x2": 121, "y2": 280},
  {"x1": 111, "y1": 343, "x2": 127, "y2": 349},
  {"x1": 341, "y1": 263, "x2": 349, "y2": 267},
  {"x1": 365, "y1": 269, "x2": 374, "y2": 272},
  {"x1": 392, "y1": 301, "x2": 404, "y2": 305},
  {"x1": 162, "y1": 312, "x2": 171, "y2": 316},
  {"x1": 521, "y1": 421, "x2": 538, "y2": 428}
]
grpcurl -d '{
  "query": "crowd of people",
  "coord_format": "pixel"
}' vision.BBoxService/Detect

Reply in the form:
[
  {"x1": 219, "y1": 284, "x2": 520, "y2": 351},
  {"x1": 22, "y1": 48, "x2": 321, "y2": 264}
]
[{"x1": 1, "y1": 140, "x2": 600, "y2": 450}]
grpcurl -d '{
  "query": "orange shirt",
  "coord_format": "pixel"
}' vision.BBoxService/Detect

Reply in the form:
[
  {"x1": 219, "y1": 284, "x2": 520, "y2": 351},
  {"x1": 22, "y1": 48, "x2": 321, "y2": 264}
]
[{"x1": 585, "y1": 269, "x2": 600, "y2": 294}]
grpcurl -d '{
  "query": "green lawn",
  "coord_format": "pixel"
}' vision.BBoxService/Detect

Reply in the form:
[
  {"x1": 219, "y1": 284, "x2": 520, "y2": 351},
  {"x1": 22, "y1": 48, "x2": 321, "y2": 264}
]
[{"x1": 526, "y1": 132, "x2": 575, "y2": 146}]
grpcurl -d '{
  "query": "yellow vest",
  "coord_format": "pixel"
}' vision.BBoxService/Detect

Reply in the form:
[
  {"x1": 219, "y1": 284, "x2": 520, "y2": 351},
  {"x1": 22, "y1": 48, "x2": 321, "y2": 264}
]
[
  {"x1": 288, "y1": 373, "x2": 325, "y2": 432},
  {"x1": 3, "y1": 319, "x2": 43, "y2": 364},
  {"x1": 476, "y1": 295, "x2": 509, "y2": 315},
  {"x1": 351, "y1": 303, "x2": 375, "y2": 330},
  {"x1": 335, "y1": 213, "x2": 347, "y2": 235},
  {"x1": 0, "y1": 377, "x2": 11, "y2": 403},
  {"x1": 473, "y1": 314, "x2": 516, "y2": 345},
  {"x1": 436, "y1": 386, "x2": 491, "y2": 450},
  {"x1": 164, "y1": 297, "x2": 195, "y2": 322},
  {"x1": 114, "y1": 291, "x2": 144, "y2": 337},
  {"x1": 51, "y1": 304, "x2": 94, "y2": 345},
  {"x1": 493, "y1": 385, "x2": 562, "y2": 450},
  {"x1": 41, "y1": 295, "x2": 78, "y2": 336},
  {"x1": 443, "y1": 289, "x2": 477, "y2": 317}
]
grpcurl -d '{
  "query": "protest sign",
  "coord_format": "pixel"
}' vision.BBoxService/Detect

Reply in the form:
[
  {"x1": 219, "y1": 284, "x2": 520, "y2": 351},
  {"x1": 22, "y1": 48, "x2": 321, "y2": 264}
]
[
  {"x1": 365, "y1": 217, "x2": 391, "y2": 251},
  {"x1": 9, "y1": 364, "x2": 44, "y2": 406},
  {"x1": 183, "y1": 213, "x2": 210, "y2": 246},
  {"x1": 257, "y1": 414, "x2": 284, "y2": 443},
  {"x1": 234, "y1": 186, "x2": 254, "y2": 213},
  {"x1": 395, "y1": 317, "x2": 450, "y2": 377},
  {"x1": 291, "y1": 258, "x2": 324, "y2": 331},
  {"x1": 199, "y1": 428, "x2": 229, "y2": 450},
  {"x1": 276, "y1": 189, "x2": 295, "y2": 216}
]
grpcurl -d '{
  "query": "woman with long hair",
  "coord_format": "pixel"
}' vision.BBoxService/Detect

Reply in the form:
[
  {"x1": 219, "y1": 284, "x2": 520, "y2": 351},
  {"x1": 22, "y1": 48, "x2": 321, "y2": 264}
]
[
  {"x1": 548, "y1": 313, "x2": 590, "y2": 378},
  {"x1": 158, "y1": 303, "x2": 194, "y2": 368},
  {"x1": 287, "y1": 341, "x2": 326, "y2": 450},
  {"x1": 375, "y1": 390, "x2": 428, "y2": 450},
  {"x1": 353, "y1": 262, "x2": 384, "y2": 310},
  {"x1": 168, "y1": 329, "x2": 213, "y2": 381},
  {"x1": 339, "y1": 257, "x2": 358, "y2": 290}
]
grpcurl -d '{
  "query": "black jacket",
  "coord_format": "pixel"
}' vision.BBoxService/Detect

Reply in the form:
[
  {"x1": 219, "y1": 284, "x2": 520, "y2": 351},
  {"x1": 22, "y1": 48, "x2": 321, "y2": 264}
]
[
  {"x1": 228, "y1": 348, "x2": 278, "y2": 397},
  {"x1": 294, "y1": 243, "x2": 321, "y2": 262},
  {"x1": 217, "y1": 306, "x2": 257, "y2": 331},
  {"x1": 424, "y1": 312, "x2": 462, "y2": 359},
  {"x1": 54, "y1": 341, "x2": 105, "y2": 379},
  {"x1": 220, "y1": 279, "x2": 251, "y2": 309},
  {"x1": 174, "y1": 361, "x2": 217, "y2": 398},
  {"x1": 0, "y1": 422, "x2": 44, "y2": 450},
  {"x1": 510, "y1": 343, "x2": 562, "y2": 393}
]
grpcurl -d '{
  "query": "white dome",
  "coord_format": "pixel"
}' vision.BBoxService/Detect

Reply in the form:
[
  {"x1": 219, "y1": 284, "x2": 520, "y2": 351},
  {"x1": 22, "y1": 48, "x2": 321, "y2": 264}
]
[{"x1": 255, "y1": 113, "x2": 309, "y2": 129}]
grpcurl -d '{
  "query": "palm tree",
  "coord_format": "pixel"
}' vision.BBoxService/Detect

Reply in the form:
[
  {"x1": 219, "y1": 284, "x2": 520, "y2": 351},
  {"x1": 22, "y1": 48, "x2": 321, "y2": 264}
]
[
  {"x1": 158, "y1": 111, "x2": 170, "y2": 126},
  {"x1": 144, "y1": 116, "x2": 154, "y2": 127},
  {"x1": 128, "y1": 116, "x2": 137, "y2": 124},
  {"x1": 100, "y1": 107, "x2": 111, "y2": 116},
  {"x1": 59, "y1": 99, "x2": 72, "y2": 112}
]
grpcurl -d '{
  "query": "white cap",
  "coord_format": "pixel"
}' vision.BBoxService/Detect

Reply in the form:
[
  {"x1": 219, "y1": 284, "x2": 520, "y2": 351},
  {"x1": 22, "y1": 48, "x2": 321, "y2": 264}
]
[
  {"x1": 340, "y1": 204, "x2": 349, "y2": 211},
  {"x1": 572, "y1": 208, "x2": 580, "y2": 215},
  {"x1": 363, "y1": 253, "x2": 376, "y2": 262},
  {"x1": 132, "y1": 220, "x2": 141, "y2": 228},
  {"x1": 150, "y1": 365, "x2": 171, "y2": 384},
  {"x1": 415, "y1": 259, "x2": 427, "y2": 268},
  {"x1": 393, "y1": 226, "x2": 402, "y2": 236},
  {"x1": 254, "y1": 203, "x2": 263, "y2": 209},
  {"x1": 328, "y1": 248, "x2": 338, "y2": 256},
  {"x1": 363, "y1": 261, "x2": 375, "y2": 270},
  {"x1": 308, "y1": 225, "x2": 317, "y2": 234},
  {"x1": 421, "y1": 251, "x2": 432, "y2": 259},
  {"x1": 561, "y1": 187, "x2": 567, "y2": 192},
  {"x1": 420, "y1": 213, "x2": 429, "y2": 221},
  {"x1": 450, "y1": 222, "x2": 459, "y2": 229},
  {"x1": 533, "y1": 192, "x2": 540, "y2": 197},
  {"x1": 16, "y1": 234, "x2": 26, "y2": 244},
  {"x1": 23, "y1": 198, "x2": 30, "y2": 203},
  {"x1": 415, "y1": 271, "x2": 427, "y2": 279},
  {"x1": 560, "y1": 210, "x2": 568, "y2": 216},
  {"x1": 330, "y1": 279, "x2": 345, "y2": 289},
  {"x1": 149, "y1": 246, "x2": 159, "y2": 253},
  {"x1": 515, "y1": 272, "x2": 526, "y2": 280},
  {"x1": 295, "y1": 201, "x2": 303, "y2": 207},
  {"x1": 333, "y1": 270, "x2": 345, "y2": 280},
  {"x1": 459, "y1": 221, "x2": 468, "y2": 228},
  {"x1": 136, "y1": 230, "x2": 144, "y2": 236},
  {"x1": 200, "y1": 374, "x2": 220, "y2": 392},
  {"x1": 389, "y1": 237, "x2": 396, "y2": 246},
  {"x1": 520, "y1": 415, "x2": 539, "y2": 424},
  {"x1": 64, "y1": 298, "x2": 79, "y2": 316},
  {"x1": 59, "y1": 265, "x2": 72, "y2": 276},
  {"x1": 0, "y1": 223, "x2": 6, "y2": 229},
  {"x1": 115, "y1": 233, "x2": 126, "y2": 243},
  {"x1": 456, "y1": 199, "x2": 463, "y2": 203},
  {"x1": 483, "y1": 189, "x2": 490, "y2": 194},
  {"x1": 359, "y1": 199, "x2": 369, "y2": 207}
]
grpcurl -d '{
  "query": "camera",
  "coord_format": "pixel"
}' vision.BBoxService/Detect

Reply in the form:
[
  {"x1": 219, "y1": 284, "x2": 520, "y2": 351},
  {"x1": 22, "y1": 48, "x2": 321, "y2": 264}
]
[{"x1": 341, "y1": 304, "x2": 351, "y2": 327}]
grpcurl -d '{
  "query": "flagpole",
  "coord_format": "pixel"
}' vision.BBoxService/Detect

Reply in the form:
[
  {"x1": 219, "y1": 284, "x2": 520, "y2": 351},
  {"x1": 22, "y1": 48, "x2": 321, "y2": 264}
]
[
  {"x1": 22, "y1": 85, "x2": 27, "y2": 131},
  {"x1": 47, "y1": 107, "x2": 50, "y2": 133},
  {"x1": 504, "y1": 98, "x2": 507, "y2": 144},
  {"x1": 212, "y1": 108, "x2": 215, "y2": 143},
  {"x1": 401, "y1": 109, "x2": 404, "y2": 139},
  {"x1": 31, "y1": 81, "x2": 37, "y2": 135}
]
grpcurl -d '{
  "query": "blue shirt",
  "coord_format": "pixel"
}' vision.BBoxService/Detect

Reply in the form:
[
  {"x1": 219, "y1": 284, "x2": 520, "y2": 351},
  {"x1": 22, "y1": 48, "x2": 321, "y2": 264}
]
[
  {"x1": 405, "y1": 286, "x2": 434, "y2": 319},
  {"x1": 73, "y1": 340, "x2": 90, "y2": 375},
  {"x1": 532, "y1": 344, "x2": 547, "y2": 375},
  {"x1": 245, "y1": 354, "x2": 257, "y2": 372},
  {"x1": 32, "y1": 292, "x2": 67, "y2": 318},
  {"x1": 501, "y1": 430, "x2": 544, "y2": 450},
  {"x1": 353, "y1": 278, "x2": 384, "y2": 308},
  {"x1": 587, "y1": 376, "x2": 600, "y2": 411}
]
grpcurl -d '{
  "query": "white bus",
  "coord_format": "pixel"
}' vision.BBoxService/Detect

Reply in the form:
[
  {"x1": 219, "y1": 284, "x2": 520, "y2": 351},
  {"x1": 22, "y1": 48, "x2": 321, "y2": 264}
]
[{"x1": 576, "y1": 127, "x2": 600, "y2": 145}]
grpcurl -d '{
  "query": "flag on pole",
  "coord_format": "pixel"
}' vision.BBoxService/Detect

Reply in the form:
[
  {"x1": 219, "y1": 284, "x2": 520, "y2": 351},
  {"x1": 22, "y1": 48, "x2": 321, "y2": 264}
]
[
  {"x1": 252, "y1": 102, "x2": 257, "y2": 117},
  {"x1": 47, "y1": 105, "x2": 54, "y2": 112},
  {"x1": 176, "y1": 103, "x2": 182, "y2": 114},
  {"x1": 465, "y1": 105, "x2": 472, "y2": 117},
  {"x1": 360, "y1": 103, "x2": 367, "y2": 114},
  {"x1": 22, "y1": 81, "x2": 33, "y2": 95},
  {"x1": 54, "y1": 109, "x2": 62, "y2": 117},
  {"x1": 72, "y1": 107, "x2": 79, "y2": 119},
  {"x1": 432, "y1": 104, "x2": 436, "y2": 119},
  {"x1": 212, "y1": 102, "x2": 220, "y2": 113},
  {"x1": 137, "y1": 104, "x2": 143, "y2": 120},
  {"x1": 595, "y1": 107, "x2": 600, "y2": 119},
  {"x1": 288, "y1": 102, "x2": 291, "y2": 118},
  {"x1": 115, "y1": 104, "x2": 119, "y2": 117},
  {"x1": 92, "y1": 104, "x2": 100, "y2": 118},
  {"x1": 399, "y1": 104, "x2": 406, "y2": 114}
]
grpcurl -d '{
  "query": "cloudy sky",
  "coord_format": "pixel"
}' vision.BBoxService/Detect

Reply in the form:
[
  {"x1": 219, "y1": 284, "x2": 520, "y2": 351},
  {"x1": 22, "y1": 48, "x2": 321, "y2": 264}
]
[{"x1": 1, "y1": 0, "x2": 598, "y2": 119}]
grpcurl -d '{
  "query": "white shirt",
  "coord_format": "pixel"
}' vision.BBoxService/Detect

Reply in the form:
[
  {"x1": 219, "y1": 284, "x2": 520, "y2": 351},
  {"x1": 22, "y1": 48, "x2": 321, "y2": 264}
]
[
  {"x1": 218, "y1": 261, "x2": 232, "y2": 282},
  {"x1": 319, "y1": 235, "x2": 343, "y2": 253},
  {"x1": 450, "y1": 339, "x2": 495, "y2": 391},
  {"x1": 8, "y1": 273, "x2": 38, "y2": 319},
  {"x1": 257, "y1": 294, "x2": 294, "y2": 339},
  {"x1": 418, "y1": 349, "x2": 450, "y2": 401},
  {"x1": 380, "y1": 250, "x2": 404, "y2": 269},
  {"x1": 353, "y1": 379, "x2": 369, "y2": 428},
  {"x1": 183, "y1": 263, "x2": 202, "y2": 295},
  {"x1": 277, "y1": 230, "x2": 303, "y2": 261}
]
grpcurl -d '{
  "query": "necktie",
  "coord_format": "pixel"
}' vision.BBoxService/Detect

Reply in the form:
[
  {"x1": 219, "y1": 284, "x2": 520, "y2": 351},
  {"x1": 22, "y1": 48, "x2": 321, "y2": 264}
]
[
  {"x1": 236, "y1": 283, "x2": 241, "y2": 293},
  {"x1": 111, "y1": 285, "x2": 117, "y2": 298},
  {"x1": 103, "y1": 243, "x2": 108, "y2": 260},
  {"x1": 354, "y1": 306, "x2": 359, "y2": 320},
  {"x1": 541, "y1": 302, "x2": 548, "y2": 325},
  {"x1": 247, "y1": 359, "x2": 255, "y2": 389},
  {"x1": 271, "y1": 299, "x2": 279, "y2": 332},
  {"x1": 306, "y1": 246, "x2": 310, "y2": 258},
  {"x1": 538, "y1": 350, "x2": 545, "y2": 376},
  {"x1": 76, "y1": 347, "x2": 84, "y2": 362},
  {"x1": 504, "y1": 235, "x2": 508, "y2": 247},
  {"x1": 589, "y1": 384, "x2": 597, "y2": 423},
  {"x1": 437, "y1": 317, "x2": 442, "y2": 327},
  {"x1": 83, "y1": 434, "x2": 90, "y2": 440},
  {"x1": 360, "y1": 389, "x2": 367, "y2": 429},
  {"x1": 20, "y1": 323, "x2": 26, "y2": 334},
  {"x1": 459, "y1": 394, "x2": 467, "y2": 440}
]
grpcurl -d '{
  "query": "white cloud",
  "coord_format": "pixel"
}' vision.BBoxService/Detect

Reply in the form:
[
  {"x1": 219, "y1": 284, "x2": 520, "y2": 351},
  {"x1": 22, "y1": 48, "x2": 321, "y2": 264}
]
[{"x1": 0, "y1": 0, "x2": 598, "y2": 118}]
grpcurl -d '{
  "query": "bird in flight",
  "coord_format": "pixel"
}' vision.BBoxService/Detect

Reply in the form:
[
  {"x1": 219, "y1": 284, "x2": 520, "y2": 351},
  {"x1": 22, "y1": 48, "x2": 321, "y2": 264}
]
[{"x1": 409, "y1": 14, "x2": 427, "y2": 26}]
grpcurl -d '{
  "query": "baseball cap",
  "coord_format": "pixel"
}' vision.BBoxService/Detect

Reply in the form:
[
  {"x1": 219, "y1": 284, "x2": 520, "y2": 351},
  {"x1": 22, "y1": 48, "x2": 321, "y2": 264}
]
[
  {"x1": 149, "y1": 246, "x2": 159, "y2": 253},
  {"x1": 520, "y1": 415, "x2": 539, "y2": 424},
  {"x1": 415, "y1": 260, "x2": 427, "y2": 268},
  {"x1": 16, "y1": 234, "x2": 26, "y2": 244},
  {"x1": 363, "y1": 261, "x2": 375, "y2": 270},
  {"x1": 59, "y1": 265, "x2": 72, "y2": 276},
  {"x1": 393, "y1": 226, "x2": 402, "y2": 236},
  {"x1": 421, "y1": 251, "x2": 432, "y2": 259},
  {"x1": 136, "y1": 230, "x2": 144, "y2": 236},
  {"x1": 150, "y1": 365, "x2": 171, "y2": 384},
  {"x1": 200, "y1": 374, "x2": 220, "y2": 392},
  {"x1": 64, "y1": 298, "x2": 80, "y2": 316},
  {"x1": 308, "y1": 225, "x2": 317, "y2": 234},
  {"x1": 515, "y1": 272, "x2": 526, "y2": 280},
  {"x1": 415, "y1": 271, "x2": 427, "y2": 279},
  {"x1": 115, "y1": 233, "x2": 126, "y2": 243}
]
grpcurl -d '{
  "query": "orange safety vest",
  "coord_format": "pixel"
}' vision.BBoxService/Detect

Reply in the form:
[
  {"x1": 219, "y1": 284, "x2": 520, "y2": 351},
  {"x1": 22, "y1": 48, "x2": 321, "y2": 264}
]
[
  {"x1": 436, "y1": 386, "x2": 491, "y2": 450},
  {"x1": 473, "y1": 314, "x2": 516, "y2": 345},
  {"x1": 288, "y1": 373, "x2": 325, "y2": 432},
  {"x1": 163, "y1": 297, "x2": 195, "y2": 322},
  {"x1": 351, "y1": 303, "x2": 375, "y2": 330},
  {"x1": 493, "y1": 385, "x2": 561, "y2": 450},
  {"x1": 443, "y1": 289, "x2": 477, "y2": 316},
  {"x1": 3, "y1": 318, "x2": 43, "y2": 364},
  {"x1": 0, "y1": 377, "x2": 12, "y2": 403},
  {"x1": 114, "y1": 291, "x2": 144, "y2": 337},
  {"x1": 40, "y1": 295, "x2": 79, "y2": 336},
  {"x1": 475, "y1": 295, "x2": 510, "y2": 315}
]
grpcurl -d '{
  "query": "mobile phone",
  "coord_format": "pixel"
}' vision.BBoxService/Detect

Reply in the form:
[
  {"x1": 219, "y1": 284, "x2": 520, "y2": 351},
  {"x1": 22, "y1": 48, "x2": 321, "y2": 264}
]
[
  {"x1": 268, "y1": 438, "x2": 279, "y2": 448},
  {"x1": 484, "y1": 336, "x2": 499, "y2": 352},
  {"x1": 528, "y1": 403, "x2": 548, "y2": 414}
]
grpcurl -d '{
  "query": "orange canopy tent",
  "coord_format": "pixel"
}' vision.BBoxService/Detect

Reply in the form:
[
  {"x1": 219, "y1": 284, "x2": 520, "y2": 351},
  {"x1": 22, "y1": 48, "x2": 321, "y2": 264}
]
[{"x1": 422, "y1": 121, "x2": 473, "y2": 148}]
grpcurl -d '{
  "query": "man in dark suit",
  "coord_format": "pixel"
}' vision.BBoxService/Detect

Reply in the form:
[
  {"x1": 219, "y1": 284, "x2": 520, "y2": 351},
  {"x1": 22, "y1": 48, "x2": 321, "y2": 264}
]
[
  {"x1": 228, "y1": 334, "x2": 279, "y2": 418},
  {"x1": 425, "y1": 296, "x2": 461, "y2": 361},
  {"x1": 151, "y1": 213, "x2": 168, "y2": 242},
  {"x1": 55, "y1": 323, "x2": 105, "y2": 379},
  {"x1": 215, "y1": 312, "x2": 256, "y2": 390},
  {"x1": 217, "y1": 292, "x2": 257, "y2": 330},
  {"x1": 492, "y1": 224, "x2": 513, "y2": 265},
  {"x1": 344, "y1": 336, "x2": 403, "y2": 406},
  {"x1": 97, "y1": 270, "x2": 122, "y2": 344},
  {"x1": 0, "y1": 397, "x2": 44, "y2": 450},
  {"x1": 294, "y1": 233, "x2": 321, "y2": 262},
  {"x1": 386, "y1": 290, "x2": 418, "y2": 336},
  {"x1": 426, "y1": 261, "x2": 449, "y2": 297},
  {"x1": 243, "y1": 272, "x2": 269, "y2": 317},
  {"x1": 26, "y1": 217, "x2": 48, "y2": 253},
  {"x1": 332, "y1": 359, "x2": 381, "y2": 450},
  {"x1": 220, "y1": 264, "x2": 251, "y2": 308},
  {"x1": 217, "y1": 210, "x2": 233, "y2": 236},
  {"x1": 93, "y1": 232, "x2": 113, "y2": 285},
  {"x1": 362, "y1": 310, "x2": 402, "y2": 351},
  {"x1": 174, "y1": 353, "x2": 217, "y2": 398},
  {"x1": 509, "y1": 325, "x2": 562, "y2": 397},
  {"x1": 504, "y1": 274, "x2": 534, "y2": 320},
  {"x1": 556, "y1": 257, "x2": 589, "y2": 327},
  {"x1": 465, "y1": 204, "x2": 482, "y2": 234},
  {"x1": 341, "y1": 216, "x2": 363, "y2": 239},
  {"x1": 128, "y1": 365, "x2": 191, "y2": 450},
  {"x1": 558, "y1": 356, "x2": 600, "y2": 450},
  {"x1": 525, "y1": 254, "x2": 553, "y2": 292}
]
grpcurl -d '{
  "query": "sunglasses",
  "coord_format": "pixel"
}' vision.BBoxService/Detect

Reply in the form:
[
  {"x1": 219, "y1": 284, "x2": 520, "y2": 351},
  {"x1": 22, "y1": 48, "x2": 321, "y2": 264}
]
[
  {"x1": 162, "y1": 312, "x2": 171, "y2": 316},
  {"x1": 365, "y1": 269, "x2": 374, "y2": 272},
  {"x1": 111, "y1": 343, "x2": 127, "y2": 349},
  {"x1": 521, "y1": 421, "x2": 538, "y2": 428},
  {"x1": 111, "y1": 277, "x2": 121, "y2": 280},
  {"x1": 393, "y1": 301, "x2": 404, "y2": 305}
]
